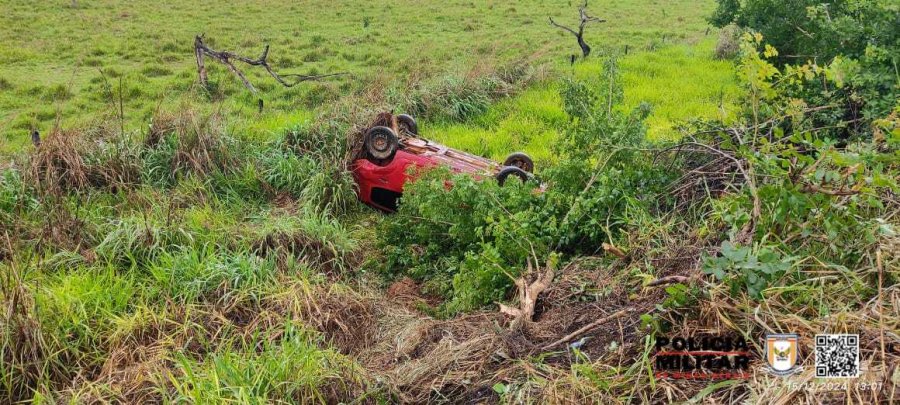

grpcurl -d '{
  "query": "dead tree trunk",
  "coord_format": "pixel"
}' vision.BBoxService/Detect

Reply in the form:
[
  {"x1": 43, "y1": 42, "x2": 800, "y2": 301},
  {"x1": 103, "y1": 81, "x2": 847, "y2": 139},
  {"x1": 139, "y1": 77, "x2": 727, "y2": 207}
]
[
  {"x1": 194, "y1": 36, "x2": 208, "y2": 88},
  {"x1": 499, "y1": 258, "x2": 556, "y2": 331},
  {"x1": 193, "y1": 34, "x2": 345, "y2": 110},
  {"x1": 549, "y1": 0, "x2": 606, "y2": 58}
]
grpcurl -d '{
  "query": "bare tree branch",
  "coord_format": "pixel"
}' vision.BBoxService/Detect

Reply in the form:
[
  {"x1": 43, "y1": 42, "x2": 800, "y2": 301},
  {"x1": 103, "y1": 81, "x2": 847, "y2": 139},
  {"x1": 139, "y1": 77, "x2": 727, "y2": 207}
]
[
  {"x1": 193, "y1": 34, "x2": 346, "y2": 110},
  {"x1": 542, "y1": 308, "x2": 631, "y2": 350},
  {"x1": 548, "y1": 0, "x2": 606, "y2": 58}
]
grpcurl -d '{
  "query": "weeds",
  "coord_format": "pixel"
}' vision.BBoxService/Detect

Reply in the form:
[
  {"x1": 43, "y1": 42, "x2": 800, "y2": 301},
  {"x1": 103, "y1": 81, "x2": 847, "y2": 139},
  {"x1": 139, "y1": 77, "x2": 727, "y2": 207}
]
[
  {"x1": 26, "y1": 129, "x2": 89, "y2": 195},
  {"x1": 142, "y1": 110, "x2": 237, "y2": 187},
  {"x1": 0, "y1": 250, "x2": 47, "y2": 403},
  {"x1": 169, "y1": 323, "x2": 369, "y2": 403},
  {"x1": 249, "y1": 207, "x2": 360, "y2": 273}
]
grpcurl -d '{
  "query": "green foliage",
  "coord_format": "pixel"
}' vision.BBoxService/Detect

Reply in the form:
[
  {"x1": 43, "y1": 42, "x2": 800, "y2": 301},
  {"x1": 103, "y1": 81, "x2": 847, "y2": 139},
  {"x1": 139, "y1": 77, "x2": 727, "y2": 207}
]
[
  {"x1": 703, "y1": 241, "x2": 793, "y2": 298},
  {"x1": 280, "y1": 124, "x2": 358, "y2": 215},
  {"x1": 708, "y1": 0, "x2": 740, "y2": 27},
  {"x1": 392, "y1": 64, "x2": 536, "y2": 123},
  {"x1": 697, "y1": 34, "x2": 898, "y2": 299},
  {"x1": 95, "y1": 214, "x2": 198, "y2": 268},
  {"x1": 381, "y1": 168, "x2": 547, "y2": 312},
  {"x1": 140, "y1": 134, "x2": 181, "y2": 187},
  {"x1": 34, "y1": 268, "x2": 136, "y2": 374},
  {"x1": 713, "y1": 0, "x2": 900, "y2": 136},
  {"x1": 0, "y1": 169, "x2": 36, "y2": 223},
  {"x1": 147, "y1": 247, "x2": 276, "y2": 303},
  {"x1": 261, "y1": 147, "x2": 319, "y2": 197},
  {"x1": 661, "y1": 283, "x2": 698, "y2": 308},
  {"x1": 246, "y1": 206, "x2": 360, "y2": 271}
]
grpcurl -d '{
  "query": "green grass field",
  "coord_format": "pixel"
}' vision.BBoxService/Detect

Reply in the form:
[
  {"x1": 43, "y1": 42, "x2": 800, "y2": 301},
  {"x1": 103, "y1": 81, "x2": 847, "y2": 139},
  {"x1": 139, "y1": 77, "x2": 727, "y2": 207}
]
[
  {"x1": 424, "y1": 39, "x2": 741, "y2": 163},
  {"x1": 1, "y1": 0, "x2": 721, "y2": 154}
]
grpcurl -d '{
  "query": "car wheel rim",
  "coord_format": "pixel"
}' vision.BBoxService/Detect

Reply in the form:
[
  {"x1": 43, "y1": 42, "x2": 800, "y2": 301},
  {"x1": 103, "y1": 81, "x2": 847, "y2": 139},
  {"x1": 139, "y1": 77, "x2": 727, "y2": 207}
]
[{"x1": 373, "y1": 135, "x2": 388, "y2": 151}]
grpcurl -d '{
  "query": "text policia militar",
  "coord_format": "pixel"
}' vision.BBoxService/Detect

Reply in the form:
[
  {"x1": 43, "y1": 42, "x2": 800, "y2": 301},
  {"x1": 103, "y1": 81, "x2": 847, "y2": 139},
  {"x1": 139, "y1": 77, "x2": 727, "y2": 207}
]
[{"x1": 654, "y1": 335, "x2": 752, "y2": 379}]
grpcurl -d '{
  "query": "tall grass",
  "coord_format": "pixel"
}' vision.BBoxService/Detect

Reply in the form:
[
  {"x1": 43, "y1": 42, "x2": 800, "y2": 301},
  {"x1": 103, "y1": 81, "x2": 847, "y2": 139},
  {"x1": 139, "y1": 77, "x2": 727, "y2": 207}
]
[
  {"x1": 146, "y1": 246, "x2": 276, "y2": 303},
  {"x1": 169, "y1": 323, "x2": 368, "y2": 403}
]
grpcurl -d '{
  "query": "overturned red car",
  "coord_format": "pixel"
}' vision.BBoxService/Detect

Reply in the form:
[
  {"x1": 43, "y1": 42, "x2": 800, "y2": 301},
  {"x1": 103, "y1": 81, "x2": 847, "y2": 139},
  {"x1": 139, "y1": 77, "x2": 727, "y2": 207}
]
[{"x1": 351, "y1": 113, "x2": 535, "y2": 212}]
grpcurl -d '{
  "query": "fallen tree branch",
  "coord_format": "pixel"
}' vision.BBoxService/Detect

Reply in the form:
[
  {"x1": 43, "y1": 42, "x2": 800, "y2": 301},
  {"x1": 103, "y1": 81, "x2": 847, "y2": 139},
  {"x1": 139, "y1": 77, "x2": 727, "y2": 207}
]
[
  {"x1": 193, "y1": 34, "x2": 346, "y2": 110},
  {"x1": 542, "y1": 307, "x2": 631, "y2": 350},
  {"x1": 801, "y1": 183, "x2": 860, "y2": 196},
  {"x1": 646, "y1": 275, "x2": 690, "y2": 287},
  {"x1": 602, "y1": 242, "x2": 626, "y2": 258}
]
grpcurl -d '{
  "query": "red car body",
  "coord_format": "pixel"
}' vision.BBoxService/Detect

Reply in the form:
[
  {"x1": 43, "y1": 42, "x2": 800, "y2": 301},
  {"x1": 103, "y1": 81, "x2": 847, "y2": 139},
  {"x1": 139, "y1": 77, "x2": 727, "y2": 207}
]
[{"x1": 352, "y1": 135, "x2": 500, "y2": 212}]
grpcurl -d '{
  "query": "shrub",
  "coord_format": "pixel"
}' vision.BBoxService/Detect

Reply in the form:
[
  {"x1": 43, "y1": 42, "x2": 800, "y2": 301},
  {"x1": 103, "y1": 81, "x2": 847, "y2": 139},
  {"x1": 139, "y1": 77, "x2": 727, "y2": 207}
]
[
  {"x1": 714, "y1": 24, "x2": 741, "y2": 59},
  {"x1": 694, "y1": 35, "x2": 898, "y2": 300}
]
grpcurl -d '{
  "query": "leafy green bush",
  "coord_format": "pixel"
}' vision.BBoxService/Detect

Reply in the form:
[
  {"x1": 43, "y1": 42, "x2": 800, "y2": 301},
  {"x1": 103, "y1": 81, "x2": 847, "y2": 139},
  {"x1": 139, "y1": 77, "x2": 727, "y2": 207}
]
[
  {"x1": 696, "y1": 34, "x2": 898, "y2": 300},
  {"x1": 703, "y1": 241, "x2": 793, "y2": 298}
]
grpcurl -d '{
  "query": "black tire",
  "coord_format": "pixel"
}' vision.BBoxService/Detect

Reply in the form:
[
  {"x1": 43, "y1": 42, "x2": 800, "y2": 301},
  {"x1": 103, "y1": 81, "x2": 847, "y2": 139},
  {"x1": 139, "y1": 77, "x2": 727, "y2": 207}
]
[
  {"x1": 397, "y1": 114, "x2": 418, "y2": 135},
  {"x1": 496, "y1": 166, "x2": 531, "y2": 186},
  {"x1": 365, "y1": 126, "x2": 399, "y2": 161},
  {"x1": 503, "y1": 152, "x2": 534, "y2": 173}
]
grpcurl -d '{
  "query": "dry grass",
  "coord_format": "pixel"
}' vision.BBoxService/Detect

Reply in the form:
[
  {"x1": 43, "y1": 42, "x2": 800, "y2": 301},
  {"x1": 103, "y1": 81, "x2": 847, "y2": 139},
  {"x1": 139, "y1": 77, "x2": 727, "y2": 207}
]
[
  {"x1": 0, "y1": 247, "x2": 48, "y2": 404},
  {"x1": 26, "y1": 129, "x2": 89, "y2": 195}
]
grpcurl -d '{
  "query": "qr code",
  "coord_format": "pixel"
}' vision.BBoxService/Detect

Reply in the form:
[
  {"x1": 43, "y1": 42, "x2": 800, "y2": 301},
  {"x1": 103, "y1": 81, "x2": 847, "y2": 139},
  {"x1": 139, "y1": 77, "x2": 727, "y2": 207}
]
[{"x1": 815, "y1": 334, "x2": 859, "y2": 378}]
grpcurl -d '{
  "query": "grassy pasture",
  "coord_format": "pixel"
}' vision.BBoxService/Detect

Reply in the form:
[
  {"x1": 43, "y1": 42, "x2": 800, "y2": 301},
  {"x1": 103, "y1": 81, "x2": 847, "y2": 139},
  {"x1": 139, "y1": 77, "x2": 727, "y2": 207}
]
[
  {"x1": 423, "y1": 39, "x2": 741, "y2": 163},
  {"x1": 0, "y1": 0, "x2": 719, "y2": 154}
]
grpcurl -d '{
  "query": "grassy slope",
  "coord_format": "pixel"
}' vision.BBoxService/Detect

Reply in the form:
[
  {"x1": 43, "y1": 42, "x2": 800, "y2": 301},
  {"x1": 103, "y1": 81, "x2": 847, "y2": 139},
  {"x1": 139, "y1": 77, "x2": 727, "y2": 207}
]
[{"x1": 0, "y1": 0, "x2": 716, "y2": 154}]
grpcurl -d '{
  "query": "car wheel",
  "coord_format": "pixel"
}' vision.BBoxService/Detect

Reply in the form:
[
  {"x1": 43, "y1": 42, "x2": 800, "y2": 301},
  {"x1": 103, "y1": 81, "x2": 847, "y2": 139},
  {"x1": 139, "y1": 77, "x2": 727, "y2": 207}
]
[
  {"x1": 365, "y1": 126, "x2": 399, "y2": 161},
  {"x1": 503, "y1": 152, "x2": 534, "y2": 173},
  {"x1": 496, "y1": 166, "x2": 531, "y2": 186},
  {"x1": 397, "y1": 114, "x2": 418, "y2": 135}
]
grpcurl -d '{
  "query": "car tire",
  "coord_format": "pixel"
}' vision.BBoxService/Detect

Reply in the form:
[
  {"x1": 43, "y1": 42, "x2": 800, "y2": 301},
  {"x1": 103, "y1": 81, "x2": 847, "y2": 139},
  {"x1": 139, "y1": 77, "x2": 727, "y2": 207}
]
[
  {"x1": 365, "y1": 126, "x2": 399, "y2": 161},
  {"x1": 496, "y1": 166, "x2": 531, "y2": 186},
  {"x1": 503, "y1": 152, "x2": 534, "y2": 173},
  {"x1": 397, "y1": 114, "x2": 418, "y2": 135}
]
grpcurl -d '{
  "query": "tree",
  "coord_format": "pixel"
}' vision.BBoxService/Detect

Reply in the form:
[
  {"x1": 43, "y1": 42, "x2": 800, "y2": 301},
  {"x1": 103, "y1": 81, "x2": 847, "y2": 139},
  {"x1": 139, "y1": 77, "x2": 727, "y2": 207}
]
[{"x1": 549, "y1": 1, "x2": 606, "y2": 58}]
